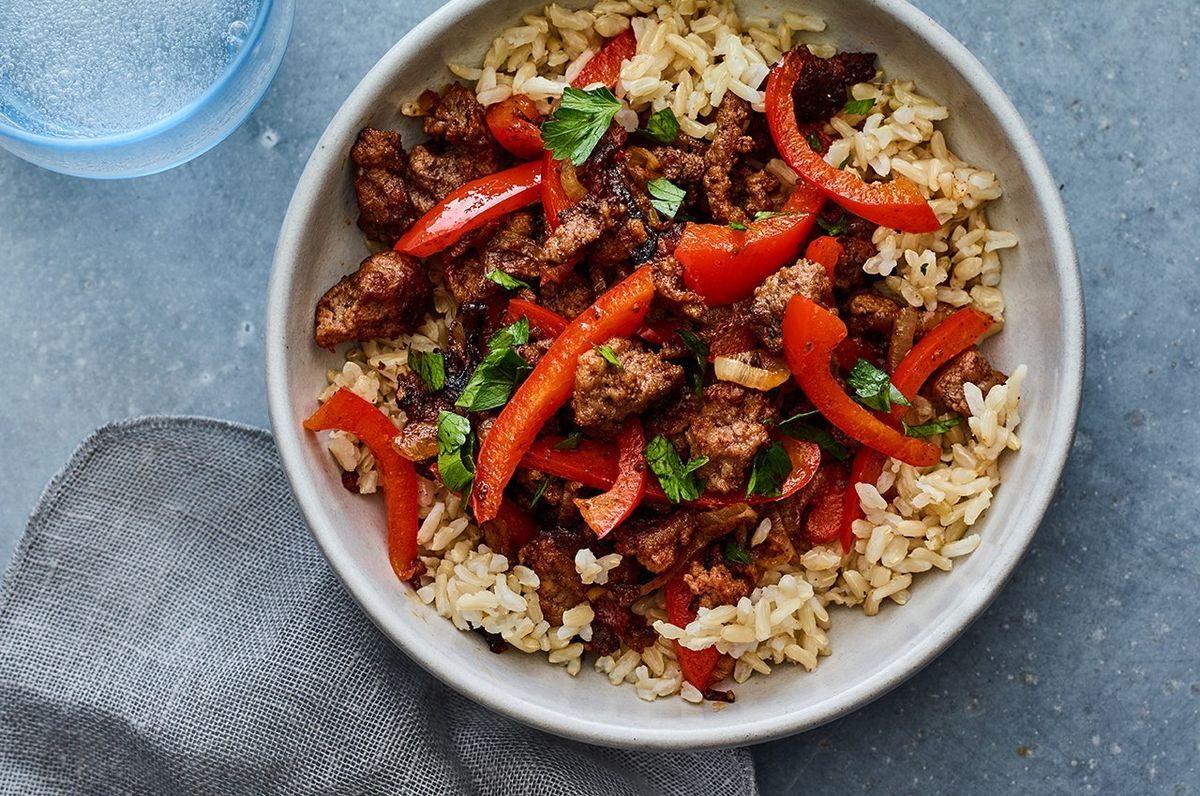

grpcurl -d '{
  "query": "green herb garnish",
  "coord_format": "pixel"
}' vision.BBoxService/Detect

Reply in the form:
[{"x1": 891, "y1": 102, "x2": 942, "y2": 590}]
[
  {"x1": 488, "y1": 316, "x2": 530, "y2": 350},
  {"x1": 753, "y1": 210, "x2": 807, "y2": 222},
  {"x1": 728, "y1": 221, "x2": 749, "y2": 231},
  {"x1": 408, "y1": 349, "x2": 445, "y2": 392},
  {"x1": 806, "y1": 131, "x2": 824, "y2": 152},
  {"x1": 746, "y1": 442, "x2": 792, "y2": 498},
  {"x1": 436, "y1": 411, "x2": 476, "y2": 495},
  {"x1": 724, "y1": 538, "x2": 754, "y2": 565},
  {"x1": 540, "y1": 86, "x2": 622, "y2": 166},
  {"x1": 847, "y1": 359, "x2": 911, "y2": 413},
  {"x1": 485, "y1": 269, "x2": 532, "y2": 291},
  {"x1": 778, "y1": 418, "x2": 850, "y2": 460},
  {"x1": 647, "y1": 177, "x2": 686, "y2": 219},
  {"x1": 456, "y1": 318, "x2": 533, "y2": 412},
  {"x1": 816, "y1": 214, "x2": 849, "y2": 237},
  {"x1": 842, "y1": 97, "x2": 876, "y2": 115},
  {"x1": 645, "y1": 435, "x2": 708, "y2": 503},
  {"x1": 838, "y1": 155, "x2": 853, "y2": 170},
  {"x1": 639, "y1": 107, "x2": 680, "y2": 145},
  {"x1": 676, "y1": 329, "x2": 709, "y2": 402},
  {"x1": 554, "y1": 430, "x2": 583, "y2": 450},
  {"x1": 903, "y1": 416, "x2": 962, "y2": 438},
  {"x1": 529, "y1": 478, "x2": 549, "y2": 507},
  {"x1": 594, "y1": 343, "x2": 623, "y2": 369}
]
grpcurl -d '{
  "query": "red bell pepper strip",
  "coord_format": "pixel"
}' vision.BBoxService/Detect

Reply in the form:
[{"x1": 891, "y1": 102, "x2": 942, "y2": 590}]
[
  {"x1": 572, "y1": 28, "x2": 637, "y2": 89},
  {"x1": 472, "y1": 268, "x2": 657, "y2": 522},
  {"x1": 765, "y1": 50, "x2": 941, "y2": 233},
  {"x1": 485, "y1": 95, "x2": 545, "y2": 160},
  {"x1": 805, "y1": 462, "x2": 849, "y2": 544},
  {"x1": 839, "y1": 448, "x2": 886, "y2": 553},
  {"x1": 489, "y1": 496, "x2": 539, "y2": 553},
  {"x1": 781, "y1": 294, "x2": 941, "y2": 467},
  {"x1": 303, "y1": 388, "x2": 421, "y2": 581},
  {"x1": 540, "y1": 150, "x2": 577, "y2": 232},
  {"x1": 804, "y1": 235, "x2": 843, "y2": 278},
  {"x1": 833, "y1": 336, "x2": 884, "y2": 372},
  {"x1": 504, "y1": 298, "x2": 570, "y2": 338},
  {"x1": 574, "y1": 418, "x2": 647, "y2": 537},
  {"x1": 678, "y1": 182, "x2": 825, "y2": 306},
  {"x1": 665, "y1": 573, "x2": 722, "y2": 692},
  {"x1": 521, "y1": 434, "x2": 821, "y2": 508},
  {"x1": 836, "y1": 307, "x2": 994, "y2": 551},
  {"x1": 394, "y1": 161, "x2": 543, "y2": 258}
]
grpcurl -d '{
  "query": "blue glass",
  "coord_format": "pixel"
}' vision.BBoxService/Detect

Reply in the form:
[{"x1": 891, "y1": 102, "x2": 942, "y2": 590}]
[{"x1": 0, "y1": 0, "x2": 294, "y2": 178}]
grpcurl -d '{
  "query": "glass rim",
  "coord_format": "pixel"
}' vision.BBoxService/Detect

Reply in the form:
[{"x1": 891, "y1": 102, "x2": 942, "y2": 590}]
[{"x1": 0, "y1": 0, "x2": 276, "y2": 151}]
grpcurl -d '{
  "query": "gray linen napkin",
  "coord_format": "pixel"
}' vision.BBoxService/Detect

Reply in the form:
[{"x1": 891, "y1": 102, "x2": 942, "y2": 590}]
[{"x1": 0, "y1": 417, "x2": 759, "y2": 795}]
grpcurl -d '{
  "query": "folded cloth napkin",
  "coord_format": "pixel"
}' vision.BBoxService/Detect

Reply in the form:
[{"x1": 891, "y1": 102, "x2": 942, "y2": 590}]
[{"x1": 0, "y1": 418, "x2": 758, "y2": 795}]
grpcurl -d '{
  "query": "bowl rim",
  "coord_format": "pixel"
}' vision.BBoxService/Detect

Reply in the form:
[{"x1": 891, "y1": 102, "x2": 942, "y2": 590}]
[{"x1": 265, "y1": 0, "x2": 1083, "y2": 750}]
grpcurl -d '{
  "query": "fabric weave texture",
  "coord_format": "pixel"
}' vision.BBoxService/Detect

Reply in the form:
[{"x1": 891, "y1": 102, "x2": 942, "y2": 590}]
[{"x1": 0, "y1": 417, "x2": 758, "y2": 795}]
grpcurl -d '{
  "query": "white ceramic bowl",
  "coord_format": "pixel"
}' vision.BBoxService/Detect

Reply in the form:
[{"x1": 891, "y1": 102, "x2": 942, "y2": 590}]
[{"x1": 266, "y1": 0, "x2": 1082, "y2": 749}]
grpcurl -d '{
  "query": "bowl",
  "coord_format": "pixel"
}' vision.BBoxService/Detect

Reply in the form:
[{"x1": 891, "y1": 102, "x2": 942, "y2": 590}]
[{"x1": 266, "y1": 0, "x2": 1082, "y2": 749}]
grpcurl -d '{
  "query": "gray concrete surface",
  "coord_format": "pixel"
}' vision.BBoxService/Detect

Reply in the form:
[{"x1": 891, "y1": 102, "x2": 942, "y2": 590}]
[{"x1": 1, "y1": 1, "x2": 1196, "y2": 792}]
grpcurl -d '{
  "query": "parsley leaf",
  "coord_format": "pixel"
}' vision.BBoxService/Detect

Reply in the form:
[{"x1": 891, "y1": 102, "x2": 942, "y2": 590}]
[
  {"x1": 408, "y1": 349, "x2": 445, "y2": 392},
  {"x1": 746, "y1": 442, "x2": 792, "y2": 498},
  {"x1": 816, "y1": 215, "x2": 849, "y2": 236},
  {"x1": 778, "y1": 418, "x2": 850, "y2": 460},
  {"x1": 728, "y1": 221, "x2": 749, "y2": 231},
  {"x1": 456, "y1": 318, "x2": 533, "y2": 412},
  {"x1": 541, "y1": 87, "x2": 622, "y2": 166},
  {"x1": 554, "y1": 430, "x2": 583, "y2": 450},
  {"x1": 847, "y1": 359, "x2": 911, "y2": 413},
  {"x1": 639, "y1": 107, "x2": 679, "y2": 145},
  {"x1": 645, "y1": 435, "x2": 708, "y2": 503},
  {"x1": 753, "y1": 210, "x2": 807, "y2": 222},
  {"x1": 485, "y1": 269, "x2": 531, "y2": 291},
  {"x1": 806, "y1": 131, "x2": 824, "y2": 152},
  {"x1": 529, "y1": 478, "x2": 549, "y2": 507},
  {"x1": 594, "y1": 343, "x2": 623, "y2": 369},
  {"x1": 676, "y1": 329, "x2": 709, "y2": 402},
  {"x1": 647, "y1": 177, "x2": 686, "y2": 219},
  {"x1": 842, "y1": 97, "x2": 876, "y2": 115},
  {"x1": 838, "y1": 154, "x2": 853, "y2": 170},
  {"x1": 724, "y1": 538, "x2": 754, "y2": 565},
  {"x1": 436, "y1": 411, "x2": 475, "y2": 495},
  {"x1": 903, "y1": 416, "x2": 962, "y2": 438}
]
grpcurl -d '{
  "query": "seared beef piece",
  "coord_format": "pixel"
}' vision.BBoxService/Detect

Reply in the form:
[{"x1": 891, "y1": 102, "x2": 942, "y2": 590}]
[
  {"x1": 748, "y1": 259, "x2": 834, "y2": 353},
  {"x1": 926, "y1": 347, "x2": 1006, "y2": 416},
  {"x1": 407, "y1": 144, "x2": 496, "y2": 205},
  {"x1": 314, "y1": 251, "x2": 433, "y2": 350},
  {"x1": 589, "y1": 589, "x2": 658, "y2": 656},
  {"x1": 703, "y1": 96, "x2": 757, "y2": 225},
  {"x1": 404, "y1": 85, "x2": 502, "y2": 204},
  {"x1": 683, "y1": 558, "x2": 752, "y2": 610},
  {"x1": 517, "y1": 338, "x2": 553, "y2": 369},
  {"x1": 651, "y1": 144, "x2": 706, "y2": 184},
  {"x1": 651, "y1": 256, "x2": 708, "y2": 320},
  {"x1": 540, "y1": 270, "x2": 598, "y2": 319},
  {"x1": 737, "y1": 165, "x2": 780, "y2": 217},
  {"x1": 613, "y1": 511, "x2": 698, "y2": 574},
  {"x1": 541, "y1": 196, "x2": 615, "y2": 266},
  {"x1": 572, "y1": 337, "x2": 684, "y2": 432},
  {"x1": 390, "y1": 373, "x2": 446, "y2": 461},
  {"x1": 481, "y1": 210, "x2": 543, "y2": 281},
  {"x1": 421, "y1": 83, "x2": 495, "y2": 150},
  {"x1": 519, "y1": 528, "x2": 590, "y2": 626},
  {"x1": 752, "y1": 519, "x2": 796, "y2": 569},
  {"x1": 441, "y1": 234, "x2": 493, "y2": 305},
  {"x1": 789, "y1": 47, "x2": 877, "y2": 123},
  {"x1": 644, "y1": 386, "x2": 696, "y2": 450},
  {"x1": 351, "y1": 128, "x2": 426, "y2": 244},
  {"x1": 846, "y1": 292, "x2": 954, "y2": 340},
  {"x1": 686, "y1": 383, "x2": 777, "y2": 494},
  {"x1": 833, "y1": 235, "x2": 874, "y2": 292}
]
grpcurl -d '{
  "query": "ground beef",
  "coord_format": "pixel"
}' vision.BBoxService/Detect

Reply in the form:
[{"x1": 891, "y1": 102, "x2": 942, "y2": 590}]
[
  {"x1": 748, "y1": 258, "x2": 834, "y2": 352},
  {"x1": 480, "y1": 211, "x2": 543, "y2": 281},
  {"x1": 540, "y1": 196, "x2": 615, "y2": 267},
  {"x1": 406, "y1": 144, "x2": 497, "y2": 207},
  {"x1": 846, "y1": 292, "x2": 955, "y2": 339},
  {"x1": 789, "y1": 47, "x2": 878, "y2": 123},
  {"x1": 683, "y1": 559, "x2": 752, "y2": 610},
  {"x1": 832, "y1": 235, "x2": 875, "y2": 292},
  {"x1": 686, "y1": 382, "x2": 776, "y2": 494},
  {"x1": 612, "y1": 511, "x2": 697, "y2": 574},
  {"x1": 539, "y1": 270, "x2": 598, "y2": 319},
  {"x1": 926, "y1": 347, "x2": 1007, "y2": 415},
  {"x1": 390, "y1": 371, "x2": 454, "y2": 461},
  {"x1": 313, "y1": 251, "x2": 432, "y2": 350},
  {"x1": 651, "y1": 256, "x2": 708, "y2": 320},
  {"x1": 350, "y1": 128, "x2": 426, "y2": 245},
  {"x1": 737, "y1": 165, "x2": 780, "y2": 217},
  {"x1": 703, "y1": 96, "x2": 757, "y2": 224},
  {"x1": 652, "y1": 144, "x2": 706, "y2": 184},
  {"x1": 519, "y1": 528, "x2": 589, "y2": 626},
  {"x1": 421, "y1": 83, "x2": 496, "y2": 150},
  {"x1": 572, "y1": 337, "x2": 684, "y2": 432}
]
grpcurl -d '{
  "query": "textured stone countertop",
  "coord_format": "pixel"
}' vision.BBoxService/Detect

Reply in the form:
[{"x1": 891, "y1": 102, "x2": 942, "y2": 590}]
[{"x1": 1, "y1": 0, "x2": 1196, "y2": 792}]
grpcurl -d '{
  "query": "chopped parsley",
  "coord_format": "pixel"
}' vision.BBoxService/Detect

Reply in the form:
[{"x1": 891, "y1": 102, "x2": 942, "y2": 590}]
[
  {"x1": 594, "y1": 343, "x2": 623, "y2": 369},
  {"x1": 645, "y1": 435, "x2": 708, "y2": 503},
  {"x1": 540, "y1": 87, "x2": 622, "y2": 166},
  {"x1": 816, "y1": 214, "x2": 849, "y2": 237},
  {"x1": 806, "y1": 131, "x2": 824, "y2": 153},
  {"x1": 753, "y1": 210, "x2": 807, "y2": 222},
  {"x1": 647, "y1": 177, "x2": 686, "y2": 219},
  {"x1": 436, "y1": 411, "x2": 475, "y2": 495},
  {"x1": 455, "y1": 318, "x2": 532, "y2": 412},
  {"x1": 408, "y1": 349, "x2": 445, "y2": 392},
  {"x1": 485, "y1": 269, "x2": 531, "y2": 291},
  {"x1": 847, "y1": 359, "x2": 911, "y2": 413},
  {"x1": 676, "y1": 329, "x2": 709, "y2": 401},
  {"x1": 777, "y1": 417, "x2": 850, "y2": 460},
  {"x1": 554, "y1": 430, "x2": 583, "y2": 450},
  {"x1": 728, "y1": 221, "x2": 749, "y2": 231},
  {"x1": 529, "y1": 478, "x2": 550, "y2": 507},
  {"x1": 724, "y1": 538, "x2": 754, "y2": 565},
  {"x1": 639, "y1": 107, "x2": 680, "y2": 145},
  {"x1": 746, "y1": 442, "x2": 792, "y2": 498},
  {"x1": 903, "y1": 416, "x2": 962, "y2": 438},
  {"x1": 838, "y1": 154, "x2": 853, "y2": 170},
  {"x1": 842, "y1": 97, "x2": 876, "y2": 115}
]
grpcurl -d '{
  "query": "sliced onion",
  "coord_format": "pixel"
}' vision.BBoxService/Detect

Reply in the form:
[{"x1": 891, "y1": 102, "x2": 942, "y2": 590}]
[
  {"x1": 713, "y1": 352, "x2": 790, "y2": 391},
  {"x1": 559, "y1": 160, "x2": 587, "y2": 201}
]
